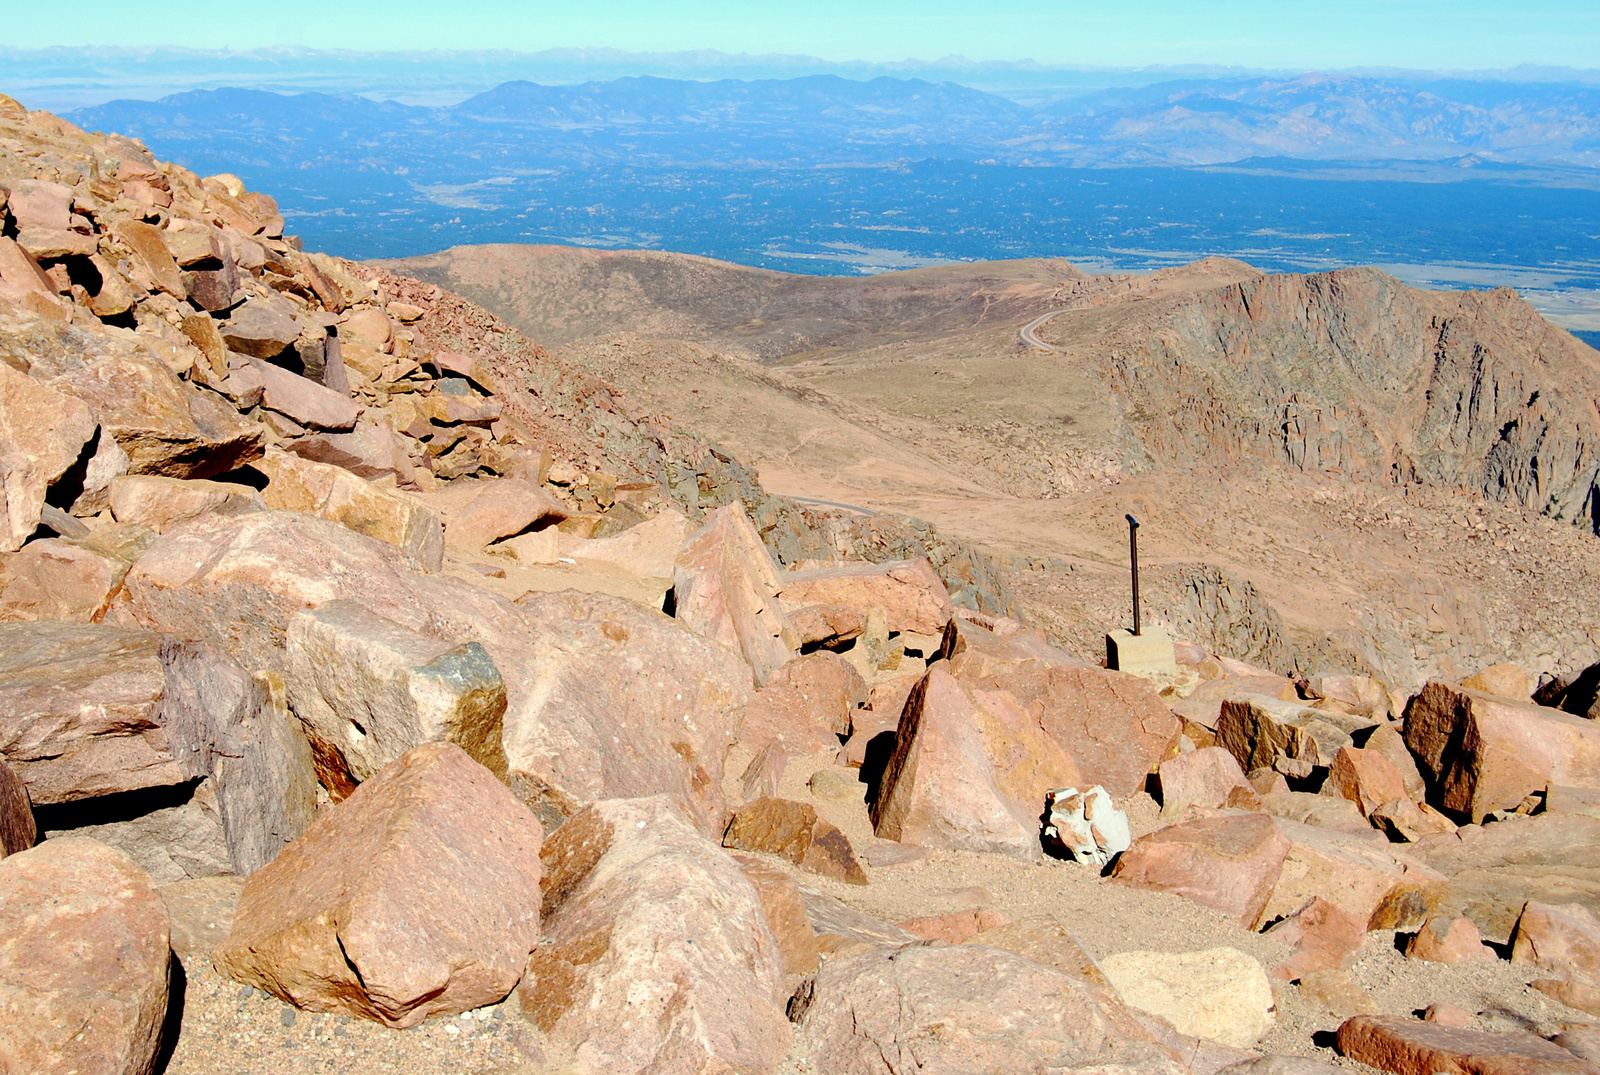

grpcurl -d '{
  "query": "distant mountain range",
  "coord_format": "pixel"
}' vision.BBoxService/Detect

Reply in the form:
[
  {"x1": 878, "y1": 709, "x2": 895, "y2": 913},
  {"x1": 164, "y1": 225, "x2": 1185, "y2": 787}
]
[{"x1": 65, "y1": 73, "x2": 1600, "y2": 170}]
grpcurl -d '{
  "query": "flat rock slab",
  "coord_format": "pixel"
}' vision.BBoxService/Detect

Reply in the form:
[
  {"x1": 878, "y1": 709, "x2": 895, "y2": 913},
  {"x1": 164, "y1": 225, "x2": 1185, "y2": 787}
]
[
  {"x1": 1336, "y1": 1014, "x2": 1600, "y2": 1075},
  {"x1": 1101, "y1": 947, "x2": 1275, "y2": 1049},
  {"x1": 778, "y1": 557, "x2": 954, "y2": 636},
  {"x1": 0, "y1": 838, "x2": 172, "y2": 1075},
  {"x1": 724, "y1": 796, "x2": 867, "y2": 884},
  {"x1": 216, "y1": 742, "x2": 543, "y2": 1028},
  {"x1": 1112, "y1": 812, "x2": 1292, "y2": 928},
  {"x1": 445, "y1": 478, "x2": 567, "y2": 550},
  {"x1": 795, "y1": 943, "x2": 1186, "y2": 1075}
]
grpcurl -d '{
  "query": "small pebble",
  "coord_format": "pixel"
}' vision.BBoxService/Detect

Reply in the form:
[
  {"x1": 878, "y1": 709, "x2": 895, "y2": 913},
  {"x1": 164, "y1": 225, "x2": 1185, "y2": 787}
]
[
  {"x1": 280, "y1": 1008, "x2": 297, "y2": 1027},
  {"x1": 1423, "y1": 1002, "x2": 1473, "y2": 1027}
]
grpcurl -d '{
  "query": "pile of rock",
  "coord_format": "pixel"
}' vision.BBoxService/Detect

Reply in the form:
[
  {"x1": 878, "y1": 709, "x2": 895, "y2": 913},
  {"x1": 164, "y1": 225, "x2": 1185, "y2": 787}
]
[{"x1": 6, "y1": 93, "x2": 1600, "y2": 1075}]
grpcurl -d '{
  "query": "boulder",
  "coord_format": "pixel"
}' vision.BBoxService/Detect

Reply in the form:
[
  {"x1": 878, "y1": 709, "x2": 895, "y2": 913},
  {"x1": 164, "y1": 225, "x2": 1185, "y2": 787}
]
[
  {"x1": 871, "y1": 666, "x2": 1075, "y2": 858},
  {"x1": 729, "y1": 851, "x2": 821, "y2": 977},
  {"x1": 0, "y1": 363, "x2": 95, "y2": 551},
  {"x1": 445, "y1": 478, "x2": 568, "y2": 550},
  {"x1": 1365, "y1": 722, "x2": 1427, "y2": 802},
  {"x1": 1111, "y1": 812, "x2": 1292, "y2": 928},
  {"x1": 1100, "y1": 947, "x2": 1276, "y2": 1049},
  {"x1": 767, "y1": 650, "x2": 867, "y2": 735},
  {"x1": 1412, "y1": 812, "x2": 1600, "y2": 944},
  {"x1": 1460, "y1": 663, "x2": 1532, "y2": 700},
  {"x1": 520, "y1": 795, "x2": 790, "y2": 1075},
  {"x1": 283, "y1": 599, "x2": 509, "y2": 794},
  {"x1": 1262, "y1": 819, "x2": 1444, "y2": 926},
  {"x1": 255, "y1": 448, "x2": 443, "y2": 570},
  {"x1": 1299, "y1": 969, "x2": 1379, "y2": 1019},
  {"x1": 45, "y1": 349, "x2": 263, "y2": 479},
  {"x1": 563, "y1": 509, "x2": 694, "y2": 580},
  {"x1": 939, "y1": 615, "x2": 1088, "y2": 679},
  {"x1": 1370, "y1": 797, "x2": 1457, "y2": 843},
  {"x1": 0, "y1": 757, "x2": 34, "y2": 857},
  {"x1": 1405, "y1": 681, "x2": 1600, "y2": 823},
  {"x1": 1256, "y1": 789, "x2": 1372, "y2": 833},
  {"x1": 108, "y1": 474, "x2": 262, "y2": 532},
  {"x1": 673, "y1": 504, "x2": 799, "y2": 685},
  {"x1": 0, "y1": 838, "x2": 171, "y2": 1075},
  {"x1": 1406, "y1": 915, "x2": 1488, "y2": 964},
  {"x1": 1539, "y1": 660, "x2": 1600, "y2": 721},
  {"x1": 216, "y1": 743, "x2": 542, "y2": 1027},
  {"x1": 722, "y1": 796, "x2": 867, "y2": 884},
  {"x1": 958, "y1": 915, "x2": 1113, "y2": 989},
  {"x1": 1326, "y1": 745, "x2": 1410, "y2": 818},
  {"x1": 1218, "y1": 694, "x2": 1377, "y2": 774},
  {"x1": 111, "y1": 219, "x2": 186, "y2": 299},
  {"x1": 795, "y1": 943, "x2": 1184, "y2": 1075},
  {"x1": 981, "y1": 665, "x2": 1178, "y2": 798},
  {"x1": 779, "y1": 557, "x2": 953, "y2": 635},
  {"x1": 1304, "y1": 674, "x2": 1392, "y2": 720},
  {"x1": 1335, "y1": 1015, "x2": 1597, "y2": 1075},
  {"x1": 251, "y1": 359, "x2": 359, "y2": 431},
  {"x1": 286, "y1": 422, "x2": 405, "y2": 480},
  {"x1": 1043, "y1": 784, "x2": 1132, "y2": 866},
  {"x1": 0, "y1": 537, "x2": 128, "y2": 622},
  {"x1": 220, "y1": 295, "x2": 302, "y2": 359},
  {"x1": 735, "y1": 684, "x2": 850, "y2": 756},
  {"x1": 1511, "y1": 901, "x2": 1600, "y2": 981},
  {"x1": 898, "y1": 907, "x2": 1011, "y2": 943},
  {"x1": 1263, "y1": 896, "x2": 1366, "y2": 981},
  {"x1": 1159, "y1": 746, "x2": 1250, "y2": 813}
]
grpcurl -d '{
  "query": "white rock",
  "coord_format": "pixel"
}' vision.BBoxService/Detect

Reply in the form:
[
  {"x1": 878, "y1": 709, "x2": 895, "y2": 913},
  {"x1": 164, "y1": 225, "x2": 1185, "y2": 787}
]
[
  {"x1": 1043, "y1": 785, "x2": 1130, "y2": 866},
  {"x1": 1100, "y1": 947, "x2": 1276, "y2": 1048}
]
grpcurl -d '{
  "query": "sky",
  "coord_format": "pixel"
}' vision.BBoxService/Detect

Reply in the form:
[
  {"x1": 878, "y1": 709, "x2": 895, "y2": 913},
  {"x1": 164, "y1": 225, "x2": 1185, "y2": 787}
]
[{"x1": 7, "y1": 0, "x2": 1600, "y2": 72}]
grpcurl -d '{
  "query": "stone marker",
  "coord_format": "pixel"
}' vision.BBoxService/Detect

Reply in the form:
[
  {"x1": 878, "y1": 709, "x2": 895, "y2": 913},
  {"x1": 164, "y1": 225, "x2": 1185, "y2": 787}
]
[
  {"x1": 1101, "y1": 947, "x2": 1276, "y2": 1048},
  {"x1": 0, "y1": 838, "x2": 172, "y2": 1075},
  {"x1": 1106, "y1": 625, "x2": 1179, "y2": 677},
  {"x1": 216, "y1": 743, "x2": 543, "y2": 1027}
]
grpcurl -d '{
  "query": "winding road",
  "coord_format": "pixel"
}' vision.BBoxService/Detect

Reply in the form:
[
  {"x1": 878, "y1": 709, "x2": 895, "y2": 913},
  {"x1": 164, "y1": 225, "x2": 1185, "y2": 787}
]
[{"x1": 1018, "y1": 310, "x2": 1068, "y2": 351}]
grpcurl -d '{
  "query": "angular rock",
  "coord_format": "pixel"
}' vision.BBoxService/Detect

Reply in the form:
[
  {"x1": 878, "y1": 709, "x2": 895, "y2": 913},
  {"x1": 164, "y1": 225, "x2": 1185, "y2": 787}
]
[
  {"x1": 779, "y1": 557, "x2": 953, "y2": 636},
  {"x1": 1511, "y1": 901, "x2": 1600, "y2": 980},
  {"x1": 797, "y1": 942, "x2": 1182, "y2": 1075},
  {"x1": 255, "y1": 448, "x2": 443, "y2": 570},
  {"x1": 1531, "y1": 976, "x2": 1600, "y2": 1016},
  {"x1": 284, "y1": 599, "x2": 509, "y2": 795},
  {"x1": 674, "y1": 503, "x2": 799, "y2": 685},
  {"x1": 723, "y1": 796, "x2": 867, "y2": 884},
  {"x1": 740, "y1": 742, "x2": 786, "y2": 801},
  {"x1": 116, "y1": 512, "x2": 751, "y2": 832},
  {"x1": 1159, "y1": 746, "x2": 1250, "y2": 813},
  {"x1": 0, "y1": 537, "x2": 128, "y2": 622},
  {"x1": 1101, "y1": 947, "x2": 1276, "y2": 1049},
  {"x1": 0, "y1": 363, "x2": 95, "y2": 551},
  {"x1": 1407, "y1": 915, "x2": 1488, "y2": 964},
  {"x1": 252, "y1": 358, "x2": 359, "y2": 431},
  {"x1": 1299, "y1": 969, "x2": 1379, "y2": 1019},
  {"x1": 1405, "y1": 681, "x2": 1600, "y2": 823},
  {"x1": 1539, "y1": 660, "x2": 1600, "y2": 721},
  {"x1": 1326, "y1": 745, "x2": 1410, "y2": 818},
  {"x1": 1370, "y1": 797, "x2": 1457, "y2": 842},
  {"x1": 1256, "y1": 789, "x2": 1372, "y2": 833},
  {"x1": 562, "y1": 509, "x2": 694, "y2": 579},
  {"x1": 897, "y1": 907, "x2": 1010, "y2": 943},
  {"x1": 729, "y1": 851, "x2": 821, "y2": 976},
  {"x1": 111, "y1": 219, "x2": 186, "y2": 299},
  {"x1": 736, "y1": 684, "x2": 848, "y2": 757},
  {"x1": 1460, "y1": 663, "x2": 1532, "y2": 700},
  {"x1": 1365, "y1": 722, "x2": 1427, "y2": 802},
  {"x1": 0, "y1": 838, "x2": 171, "y2": 1075},
  {"x1": 520, "y1": 795, "x2": 789, "y2": 1075},
  {"x1": 767, "y1": 650, "x2": 867, "y2": 735},
  {"x1": 871, "y1": 666, "x2": 1075, "y2": 859},
  {"x1": 46, "y1": 349, "x2": 264, "y2": 479},
  {"x1": 286, "y1": 421, "x2": 405, "y2": 480},
  {"x1": 959, "y1": 915, "x2": 1113, "y2": 989},
  {"x1": 1043, "y1": 784, "x2": 1132, "y2": 866},
  {"x1": 0, "y1": 757, "x2": 34, "y2": 857},
  {"x1": 446, "y1": 478, "x2": 567, "y2": 550},
  {"x1": 1218, "y1": 694, "x2": 1377, "y2": 774},
  {"x1": 981, "y1": 664, "x2": 1178, "y2": 798},
  {"x1": 216, "y1": 743, "x2": 542, "y2": 1027},
  {"x1": 1335, "y1": 1015, "x2": 1596, "y2": 1075},
  {"x1": 220, "y1": 296, "x2": 302, "y2": 359},
  {"x1": 1111, "y1": 812, "x2": 1292, "y2": 928},
  {"x1": 939, "y1": 615, "x2": 1088, "y2": 679},
  {"x1": 1263, "y1": 896, "x2": 1366, "y2": 981},
  {"x1": 1262, "y1": 818, "x2": 1444, "y2": 926},
  {"x1": 108, "y1": 474, "x2": 262, "y2": 532}
]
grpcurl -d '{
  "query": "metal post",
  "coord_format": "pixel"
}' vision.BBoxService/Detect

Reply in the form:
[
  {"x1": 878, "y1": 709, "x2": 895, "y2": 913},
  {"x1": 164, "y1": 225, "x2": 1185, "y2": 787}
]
[{"x1": 1126, "y1": 514, "x2": 1141, "y2": 636}]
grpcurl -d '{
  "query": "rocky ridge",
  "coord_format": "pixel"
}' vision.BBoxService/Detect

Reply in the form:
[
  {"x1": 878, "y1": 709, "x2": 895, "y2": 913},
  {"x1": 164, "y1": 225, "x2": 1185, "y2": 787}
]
[{"x1": 3, "y1": 94, "x2": 1600, "y2": 1075}]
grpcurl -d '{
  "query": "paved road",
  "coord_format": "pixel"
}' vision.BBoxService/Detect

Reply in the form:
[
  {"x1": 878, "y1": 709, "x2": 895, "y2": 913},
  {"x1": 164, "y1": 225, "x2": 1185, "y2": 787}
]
[
  {"x1": 1019, "y1": 310, "x2": 1068, "y2": 351},
  {"x1": 785, "y1": 495, "x2": 877, "y2": 516}
]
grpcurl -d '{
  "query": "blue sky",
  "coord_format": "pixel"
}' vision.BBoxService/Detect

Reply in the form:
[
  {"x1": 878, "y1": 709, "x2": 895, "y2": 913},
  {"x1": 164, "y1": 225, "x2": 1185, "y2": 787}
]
[{"x1": 8, "y1": 0, "x2": 1599, "y2": 71}]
